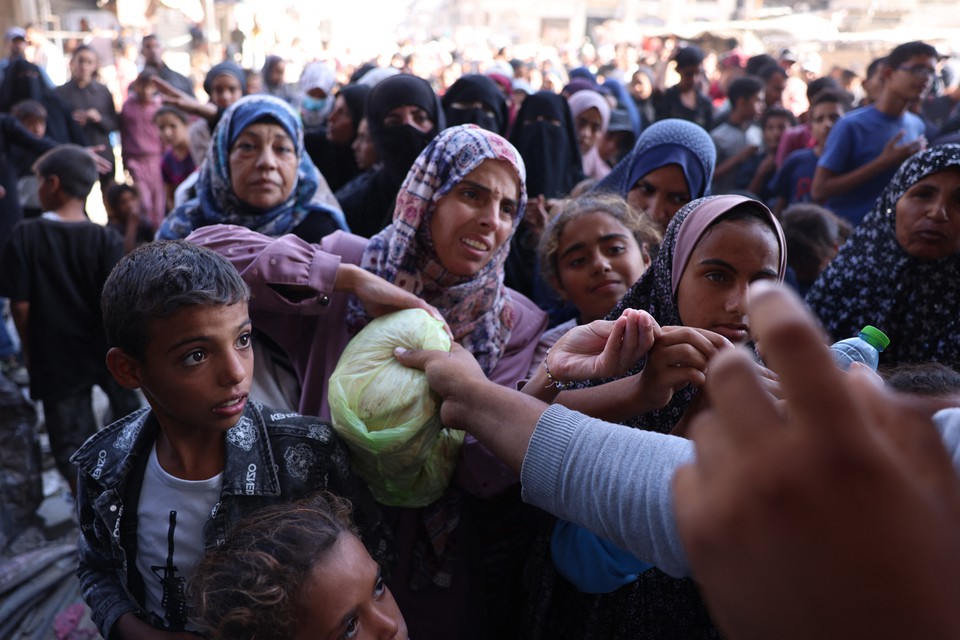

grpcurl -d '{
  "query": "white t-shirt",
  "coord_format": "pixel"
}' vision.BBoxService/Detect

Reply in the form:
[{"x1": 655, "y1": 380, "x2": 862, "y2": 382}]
[{"x1": 136, "y1": 444, "x2": 222, "y2": 631}]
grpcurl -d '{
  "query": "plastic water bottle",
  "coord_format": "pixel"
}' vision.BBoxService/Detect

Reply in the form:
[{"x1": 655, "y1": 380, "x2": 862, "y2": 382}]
[{"x1": 828, "y1": 325, "x2": 890, "y2": 371}]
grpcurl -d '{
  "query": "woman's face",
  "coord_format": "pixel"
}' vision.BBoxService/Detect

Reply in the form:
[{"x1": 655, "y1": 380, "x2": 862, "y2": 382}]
[
  {"x1": 676, "y1": 218, "x2": 780, "y2": 344},
  {"x1": 229, "y1": 123, "x2": 298, "y2": 210},
  {"x1": 383, "y1": 105, "x2": 433, "y2": 133},
  {"x1": 429, "y1": 159, "x2": 519, "y2": 277},
  {"x1": 268, "y1": 60, "x2": 285, "y2": 87},
  {"x1": 352, "y1": 118, "x2": 379, "y2": 170},
  {"x1": 575, "y1": 107, "x2": 604, "y2": 155},
  {"x1": 327, "y1": 95, "x2": 355, "y2": 146},
  {"x1": 555, "y1": 211, "x2": 650, "y2": 322},
  {"x1": 627, "y1": 164, "x2": 692, "y2": 232},
  {"x1": 294, "y1": 534, "x2": 408, "y2": 640},
  {"x1": 211, "y1": 73, "x2": 243, "y2": 110},
  {"x1": 895, "y1": 167, "x2": 960, "y2": 260}
]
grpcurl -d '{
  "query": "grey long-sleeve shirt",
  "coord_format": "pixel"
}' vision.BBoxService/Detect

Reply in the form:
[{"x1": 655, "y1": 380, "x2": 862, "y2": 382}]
[{"x1": 520, "y1": 404, "x2": 960, "y2": 579}]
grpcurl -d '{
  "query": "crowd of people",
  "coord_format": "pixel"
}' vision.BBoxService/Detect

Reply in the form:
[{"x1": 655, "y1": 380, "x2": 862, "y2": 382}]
[{"x1": 0, "y1": 18, "x2": 959, "y2": 640}]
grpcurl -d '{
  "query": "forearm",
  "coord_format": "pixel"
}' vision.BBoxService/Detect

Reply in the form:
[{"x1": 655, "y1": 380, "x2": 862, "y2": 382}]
[
  {"x1": 446, "y1": 378, "x2": 549, "y2": 473},
  {"x1": 747, "y1": 159, "x2": 775, "y2": 195},
  {"x1": 187, "y1": 224, "x2": 343, "y2": 312},
  {"x1": 553, "y1": 376, "x2": 657, "y2": 423},
  {"x1": 520, "y1": 404, "x2": 693, "y2": 577},
  {"x1": 811, "y1": 158, "x2": 890, "y2": 201},
  {"x1": 713, "y1": 153, "x2": 745, "y2": 179}
]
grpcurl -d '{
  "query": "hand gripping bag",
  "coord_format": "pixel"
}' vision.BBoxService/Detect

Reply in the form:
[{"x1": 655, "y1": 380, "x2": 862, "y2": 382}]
[{"x1": 328, "y1": 309, "x2": 463, "y2": 507}]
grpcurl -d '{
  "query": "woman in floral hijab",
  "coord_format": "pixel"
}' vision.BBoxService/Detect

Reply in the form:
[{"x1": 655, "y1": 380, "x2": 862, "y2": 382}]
[{"x1": 806, "y1": 144, "x2": 960, "y2": 367}]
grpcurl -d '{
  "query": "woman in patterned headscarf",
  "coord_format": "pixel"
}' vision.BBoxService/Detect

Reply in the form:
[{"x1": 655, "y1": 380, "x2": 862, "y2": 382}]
[
  {"x1": 522, "y1": 194, "x2": 786, "y2": 640},
  {"x1": 158, "y1": 94, "x2": 346, "y2": 241},
  {"x1": 593, "y1": 118, "x2": 716, "y2": 233},
  {"x1": 189, "y1": 123, "x2": 547, "y2": 640},
  {"x1": 806, "y1": 144, "x2": 960, "y2": 368}
]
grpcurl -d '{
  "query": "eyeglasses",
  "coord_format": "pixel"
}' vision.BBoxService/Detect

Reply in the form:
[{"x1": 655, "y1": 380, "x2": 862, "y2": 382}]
[{"x1": 897, "y1": 65, "x2": 936, "y2": 79}]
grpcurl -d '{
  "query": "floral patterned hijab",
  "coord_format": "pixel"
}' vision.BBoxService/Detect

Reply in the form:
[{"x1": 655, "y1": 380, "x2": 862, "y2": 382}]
[
  {"x1": 806, "y1": 144, "x2": 960, "y2": 367},
  {"x1": 348, "y1": 124, "x2": 527, "y2": 375},
  {"x1": 158, "y1": 94, "x2": 346, "y2": 240}
]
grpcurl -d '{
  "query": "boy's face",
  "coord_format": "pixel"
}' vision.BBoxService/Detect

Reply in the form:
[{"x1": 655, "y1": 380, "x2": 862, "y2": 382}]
[
  {"x1": 737, "y1": 91, "x2": 764, "y2": 121},
  {"x1": 763, "y1": 115, "x2": 791, "y2": 151},
  {"x1": 36, "y1": 174, "x2": 59, "y2": 210},
  {"x1": 810, "y1": 101, "x2": 844, "y2": 146},
  {"x1": 70, "y1": 49, "x2": 98, "y2": 84},
  {"x1": 23, "y1": 117, "x2": 45, "y2": 139},
  {"x1": 155, "y1": 112, "x2": 186, "y2": 146},
  {"x1": 887, "y1": 54, "x2": 936, "y2": 101},
  {"x1": 126, "y1": 302, "x2": 253, "y2": 440},
  {"x1": 111, "y1": 190, "x2": 141, "y2": 222}
]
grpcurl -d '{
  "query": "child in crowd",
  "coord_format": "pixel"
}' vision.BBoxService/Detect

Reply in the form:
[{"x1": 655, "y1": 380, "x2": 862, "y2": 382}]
[
  {"x1": 742, "y1": 106, "x2": 796, "y2": 200},
  {"x1": 9, "y1": 99, "x2": 48, "y2": 219},
  {"x1": 72, "y1": 240, "x2": 387, "y2": 639},
  {"x1": 119, "y1": 70, "x2": 165, "y2": 230},
  {"x1": 154, "y1": 105, "x2": 195, "y2": 212},
  {"x1": 0, "y1": 145, "x2": 141, "y2": 494},
  {"x1": 532, "y1": 193, "x2": 660, "y2": 372},
  {"x1": 770, "y1": 90, "x2": 846, "y2": 215},
  {"x1": 780, "y1": 202, "x2": 851, "y2": 295},
  {"x1": 105, "y1": 182, "x2": 154, "y2": 254},
  {"x1": 710, "y1": 75, "x2": 765, "y2": 194},
  {"x1": 191, "y1": 491, "x2": 407, "y2": 640}
]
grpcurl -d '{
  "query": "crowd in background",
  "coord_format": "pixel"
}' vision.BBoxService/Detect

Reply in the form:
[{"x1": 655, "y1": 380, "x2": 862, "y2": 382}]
[{"x1": 1, "y1": 16, "x2": 960, "y2": 640}]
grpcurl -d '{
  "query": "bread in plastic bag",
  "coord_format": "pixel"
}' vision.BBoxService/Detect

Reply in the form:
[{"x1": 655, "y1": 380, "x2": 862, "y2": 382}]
[{"x1": 328, "y1": 308, "x2": 463, "y2": 507}]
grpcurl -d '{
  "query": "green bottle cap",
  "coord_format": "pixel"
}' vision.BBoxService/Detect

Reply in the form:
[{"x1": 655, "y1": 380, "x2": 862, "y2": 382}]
[{"x1": 859, "y1": 325, "x2": 890, "y2": 352}]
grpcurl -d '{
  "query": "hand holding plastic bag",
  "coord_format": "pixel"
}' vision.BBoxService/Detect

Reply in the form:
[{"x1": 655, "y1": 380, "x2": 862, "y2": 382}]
[{"x1": 328, "y1": 309, "x2": 464, "y2": 507}]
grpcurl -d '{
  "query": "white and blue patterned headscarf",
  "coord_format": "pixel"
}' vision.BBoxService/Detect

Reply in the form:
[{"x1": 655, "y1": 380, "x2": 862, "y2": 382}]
[
  {"x1": 806, "y1": 144, "x2": 960, "y2": 367},
  {"x1": 157, "y1": 94, "x2": 346, "y2": 239},
  {"x1": 348, "y1": 124, "x2": 527, "y2": 375}
]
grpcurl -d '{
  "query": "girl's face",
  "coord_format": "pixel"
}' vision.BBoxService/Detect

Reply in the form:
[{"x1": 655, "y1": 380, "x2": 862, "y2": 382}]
[
  {"x1": 155, "y1": 113, "x2": 187, "y2": 147},
  {"x1": 574, "y1": 106, "x2": 603, "y2": 155},
  {"x1": 294, "y1": 533, "x2": 407, "y2": 640},
  {"x1": 555, "y1": 211, "x2": 650, "y2": 322},
  {"x1": 627, "y1": 164, "x2": 691, "y2": 232},
  {"x1": 676, "y1": 217, "x2": 780, "y2": 344},
  {"x1": 429, "y1": 159, "x2": 519, "y2": 277},
  {"x1": 210, "y1": 74, "x2": 243, "y2": 110},
  {"x1": 352, "y1": 119, "x2": 378, "y2": 170},
  {"x1": 327, "y1": 95, "x2": 355, "y2": 146},
  {"x1": 895, "y1": 167, "x2": 960, "y2": 261}
]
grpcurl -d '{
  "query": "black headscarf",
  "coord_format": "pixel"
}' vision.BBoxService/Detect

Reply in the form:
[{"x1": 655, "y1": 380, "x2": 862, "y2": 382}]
[
  {"x1": 441, "y1": 74, "x2": 509, "y2": 136},
  {"x1": 339, "y1": 83, "x2": 370, "y2": 127},
  {"x1": 508, "y1": 91, "x2": 582, "y2": 199},
  {"x1": 366, "y1": 74, "x2": 443, "y2": 185},
  {"x1": 505, "y1": 91, "x2": 583, "y2": 298},
  {"x1": 304, "y1": 84, "x2": 370, "y2": 194},
  {"x1": 339, "y1": 75, "x2": 444, "y2": 237},
  {"x1": 0, "y1": 59, "x2": 85, "y2": 146}
]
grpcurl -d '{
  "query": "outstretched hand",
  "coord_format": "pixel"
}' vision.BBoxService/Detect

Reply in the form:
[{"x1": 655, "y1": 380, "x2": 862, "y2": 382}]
[
  {"x1": 152, "y1": 76, "x2": 217, "y2": 119},
  {"x1": 394, "y1": 342, "x2": 487, "y2": 431},
  {"x1": 547, "y1": 309, "x2": 660, "y2": 382},
  {"x1": 673, "y1": 282, "x2": 960, "y2": 640}
]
